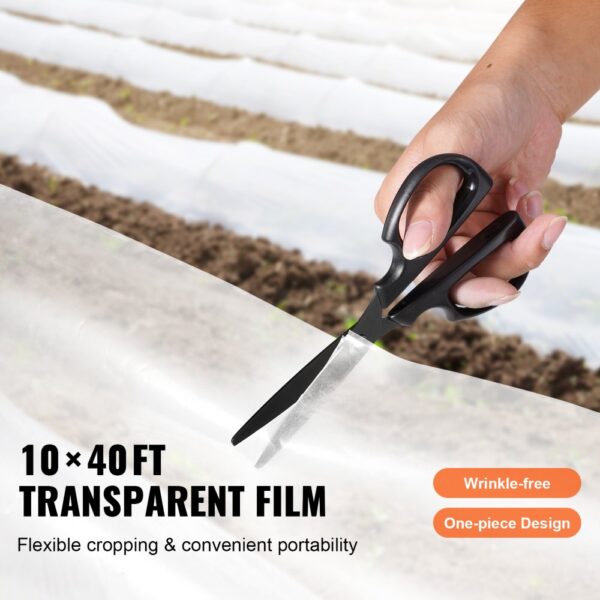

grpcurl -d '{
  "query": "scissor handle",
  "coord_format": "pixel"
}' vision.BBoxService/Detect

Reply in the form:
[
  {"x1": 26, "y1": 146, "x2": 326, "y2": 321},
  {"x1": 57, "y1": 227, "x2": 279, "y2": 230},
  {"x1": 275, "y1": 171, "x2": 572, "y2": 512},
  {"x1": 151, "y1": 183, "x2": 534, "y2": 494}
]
[
  {"x1": 375, "y1": 153, "x2": 492, "y2": 307},
  {"x1": 388, "y1": 210, "x2": 528, "y2": 326}
]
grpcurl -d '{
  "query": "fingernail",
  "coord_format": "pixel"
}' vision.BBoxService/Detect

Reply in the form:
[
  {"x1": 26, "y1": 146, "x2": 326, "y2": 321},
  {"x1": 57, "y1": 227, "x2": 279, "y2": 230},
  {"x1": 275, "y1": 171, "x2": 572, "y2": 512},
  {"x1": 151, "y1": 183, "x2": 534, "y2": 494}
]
[
  {"x1": 488, "y1": 292, "x2": 520, "y2": 307},
  {"x1": 524, "y1": 191, "x2": 543, "y2": 219},
  {"x1": 403, "y1": 220, "x2": 433, "y2": 259},
  {"x1": 542, "y1": 216, "x2": 567, "y2": 250}
]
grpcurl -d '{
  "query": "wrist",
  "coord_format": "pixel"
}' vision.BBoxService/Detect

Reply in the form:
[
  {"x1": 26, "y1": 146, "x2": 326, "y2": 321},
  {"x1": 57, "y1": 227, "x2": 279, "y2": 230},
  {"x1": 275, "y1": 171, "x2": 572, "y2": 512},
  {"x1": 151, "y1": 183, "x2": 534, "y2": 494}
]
[
  {"x1": 471, "y1": 1, "x2": 600, "y2": 122},
  {"x1": 463, "y1": 23, "x2": 563, "y2": 124}
]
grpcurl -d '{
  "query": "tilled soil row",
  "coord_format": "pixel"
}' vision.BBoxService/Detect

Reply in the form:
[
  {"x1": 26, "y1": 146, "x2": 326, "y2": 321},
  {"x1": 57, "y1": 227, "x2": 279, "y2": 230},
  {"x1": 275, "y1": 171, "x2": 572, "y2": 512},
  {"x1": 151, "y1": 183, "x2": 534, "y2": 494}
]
[
  {"x1": 2, "y1": 155, "x2": 598, "y2": 409},
  {"x1": 0, "y1": 50, "x2": 599, "y2": 226}
]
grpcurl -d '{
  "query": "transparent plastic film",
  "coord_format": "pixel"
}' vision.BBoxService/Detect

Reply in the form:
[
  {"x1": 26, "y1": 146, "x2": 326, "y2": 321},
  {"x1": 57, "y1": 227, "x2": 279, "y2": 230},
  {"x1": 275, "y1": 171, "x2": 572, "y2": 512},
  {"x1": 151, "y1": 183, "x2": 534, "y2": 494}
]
[
  {"x1": 255, "y1": 331, "x2": 372, "y2": 467},
  {"x1": 2, "y1": 187, "x2": 600, "y2": 598}
]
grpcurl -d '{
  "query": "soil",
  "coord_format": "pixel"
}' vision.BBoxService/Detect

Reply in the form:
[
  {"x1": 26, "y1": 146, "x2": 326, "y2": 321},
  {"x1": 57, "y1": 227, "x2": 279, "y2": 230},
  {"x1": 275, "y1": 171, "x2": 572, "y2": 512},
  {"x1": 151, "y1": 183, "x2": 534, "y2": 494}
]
[
  {"x1": 1, "y1": 154, "x2": 598, "y2": 410},
  {"x1": 1, "y1": 49, "x2": 600, "y2": 227},
  {"x1": 0, "y1": 50, "x2": 400, "y2": 172}
]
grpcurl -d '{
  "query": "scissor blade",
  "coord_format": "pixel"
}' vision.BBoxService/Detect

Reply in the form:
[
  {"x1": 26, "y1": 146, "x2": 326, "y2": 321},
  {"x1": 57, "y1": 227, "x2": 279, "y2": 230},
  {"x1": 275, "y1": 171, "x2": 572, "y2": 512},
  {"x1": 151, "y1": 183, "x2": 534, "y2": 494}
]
[
  {"x1": 231, "y1": 335, "x2": 344, "y2": 446},
  {"x1": 253, "y1": 330, "x2": 372, "y2": 467}
]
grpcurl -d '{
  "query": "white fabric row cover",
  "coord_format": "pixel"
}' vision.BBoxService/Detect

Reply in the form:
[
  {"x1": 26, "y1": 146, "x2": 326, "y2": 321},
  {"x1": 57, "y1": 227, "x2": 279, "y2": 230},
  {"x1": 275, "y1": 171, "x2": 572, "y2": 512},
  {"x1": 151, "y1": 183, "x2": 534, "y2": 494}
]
[
  {"x1": 321, "y1": 0, "x2": 519, "y2": 11},
  {"x1": 0, "y1": 0, "x2": 472, "y2": 100},
  {"x1": 5, "y1": 0, "x2": 600, "y2": 123},
  {"x1": 245, "y1": 0, "x2": 519, "y2": 16},
  {"x1": 1, "y1": 185, "x2": 600, "y2": 599},
  {"x1": 0, "y1": 11, "x2": 599, "y2": 185},
  {"x1": 108, "y1": 0, "x2": 512, "y2": 60},
  {"x1": 0, "y1": 70, "x2": 597, "y2": 367}
]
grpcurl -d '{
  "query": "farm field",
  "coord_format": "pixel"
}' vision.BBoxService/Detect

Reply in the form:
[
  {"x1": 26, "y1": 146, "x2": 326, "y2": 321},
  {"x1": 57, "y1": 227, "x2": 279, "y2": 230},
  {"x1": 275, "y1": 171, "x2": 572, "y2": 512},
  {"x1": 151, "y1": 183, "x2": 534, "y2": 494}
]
[
  {"x1": 1, "y1": 50, "x2": 600, "y2": 227},
  {"x1": 2, "y1": 3, "x2": 600, "y2": 598},
  {"x1": 0, "y1": 2, "x2": 598, "y2": 398}
]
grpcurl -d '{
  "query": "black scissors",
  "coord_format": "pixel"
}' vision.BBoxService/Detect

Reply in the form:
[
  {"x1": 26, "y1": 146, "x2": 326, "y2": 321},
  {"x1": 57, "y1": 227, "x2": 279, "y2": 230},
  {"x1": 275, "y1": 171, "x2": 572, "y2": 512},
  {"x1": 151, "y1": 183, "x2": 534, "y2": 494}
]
[{"x1": 231, "y1": 154, "x2": 528, "y2": 446}]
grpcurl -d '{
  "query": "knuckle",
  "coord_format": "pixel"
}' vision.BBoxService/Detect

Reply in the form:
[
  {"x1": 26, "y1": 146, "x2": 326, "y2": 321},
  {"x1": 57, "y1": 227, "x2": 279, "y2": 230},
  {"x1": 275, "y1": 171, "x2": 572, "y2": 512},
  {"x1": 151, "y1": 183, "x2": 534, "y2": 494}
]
[
  {"x1": 411, "y1": 180, "x2": 440, "y2": 204},
  {"x1": 523, "y1": 252, "x2": 543, "y2": 271}
]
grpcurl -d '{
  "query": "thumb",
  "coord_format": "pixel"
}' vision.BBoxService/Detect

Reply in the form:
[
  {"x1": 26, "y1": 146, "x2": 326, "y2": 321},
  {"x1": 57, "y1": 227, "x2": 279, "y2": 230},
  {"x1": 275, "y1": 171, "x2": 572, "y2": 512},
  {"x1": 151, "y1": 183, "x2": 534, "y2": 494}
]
[{"x1": 374, "y1": 143, "x2": 463, "y2": 259}]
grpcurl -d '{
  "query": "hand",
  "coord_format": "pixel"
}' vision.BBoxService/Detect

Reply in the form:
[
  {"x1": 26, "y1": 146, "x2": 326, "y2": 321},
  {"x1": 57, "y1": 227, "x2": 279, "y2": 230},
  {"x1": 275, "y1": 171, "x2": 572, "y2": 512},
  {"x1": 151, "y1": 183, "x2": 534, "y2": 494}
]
[{"x1": 374, "y1": 76, "x2": 567, "y2": 309}]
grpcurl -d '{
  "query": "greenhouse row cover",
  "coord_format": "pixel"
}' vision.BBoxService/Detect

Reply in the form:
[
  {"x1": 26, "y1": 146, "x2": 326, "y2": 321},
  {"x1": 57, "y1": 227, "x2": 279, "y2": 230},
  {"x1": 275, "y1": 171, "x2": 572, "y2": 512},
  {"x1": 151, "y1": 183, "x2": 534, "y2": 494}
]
[
  {"x1": 1, "y1": 185, "x2": 599, "y2": 599},
  {"x1": 0, "y1": 0, "x2": 478, "y2": 101},
  {"x1": 103, "y1": 0, "x2": 515, "y2": 59},
  {"x1": 7, "y1": 0, "x2": 599, "y2": 122},
  {"x1": 0, "y1": 71, "x2": 598, "y2": 367},
  {"x1": 0, "y1": 11, "x2": 599, "y2": 184}
]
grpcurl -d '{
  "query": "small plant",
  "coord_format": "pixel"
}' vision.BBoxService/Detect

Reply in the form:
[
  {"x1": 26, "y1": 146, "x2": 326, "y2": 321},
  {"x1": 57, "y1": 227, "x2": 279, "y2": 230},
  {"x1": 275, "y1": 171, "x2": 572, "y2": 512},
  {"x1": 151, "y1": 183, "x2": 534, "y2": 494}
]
[
  {"x1": 343, "y1": 316, "x2": 358, "y2": 329},
  {"x1": 123, "y1": 103, "x2": 139, "y2": 120},
  {"x1": 77, "y1": 77, "x2": 92, "y2": 91},
  {"x1": 344, "y1": 316, "x2": 385, "y2": 348},
  {"x1": 543, "y1": 199, "x2": 573, "y2": 221},
  {"x1": 47, "y1": 176, "x2": 58, "y2": 195},
  {"x1": 118, "y1": 86, "x2": 131, "y2": 100},
  {"x1": 325, "y1": 280, "x2": 346, "y2": 296}
]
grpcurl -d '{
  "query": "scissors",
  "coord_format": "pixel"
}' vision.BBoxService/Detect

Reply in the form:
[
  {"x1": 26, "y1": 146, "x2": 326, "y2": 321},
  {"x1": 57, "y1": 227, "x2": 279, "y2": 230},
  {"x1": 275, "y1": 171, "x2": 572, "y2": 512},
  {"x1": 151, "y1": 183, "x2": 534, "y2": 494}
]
[{"x1": 231, "y1": 154, "x2": 528, "y2": 447}]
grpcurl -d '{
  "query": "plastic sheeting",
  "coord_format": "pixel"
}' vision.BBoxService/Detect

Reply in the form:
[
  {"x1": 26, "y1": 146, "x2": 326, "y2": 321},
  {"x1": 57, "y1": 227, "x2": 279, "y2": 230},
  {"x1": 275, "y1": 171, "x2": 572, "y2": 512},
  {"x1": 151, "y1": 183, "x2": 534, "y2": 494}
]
[
  {"x1": 0, "y1": 71, "x2": 598, "y2": 366},
  {"x1": 0, "y1": 0, "x2": 473, "y2": 99},
  {"x1": 292, "y1": 0, "x2": 519, "y2": 11},
  {"x1": 0, "y1": 12, "x2": 599, "y2": 185},
  {"x1": 6, "y1": 0, "x2": 600, "y2": 124},
  {"x1": 0, "y1": 405, "x2": 317, "y2": 600},
  {"x1": 104, "y1": 0, "x2": 509, "y2": 60},
  {"x1": 2, "y1": 184, "x2": 600, "y2": 599}
]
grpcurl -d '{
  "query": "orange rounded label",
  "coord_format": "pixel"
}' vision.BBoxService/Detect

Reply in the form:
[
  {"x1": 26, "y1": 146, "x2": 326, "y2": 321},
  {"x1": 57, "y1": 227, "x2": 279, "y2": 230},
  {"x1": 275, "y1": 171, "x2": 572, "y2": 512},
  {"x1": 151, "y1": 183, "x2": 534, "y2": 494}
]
[
  {"x1": 433, "y1": 468, "x2": 581, "y2": 498},
  {"x1": 434, "y1": 507, "x2": 580, "y2": 538}
]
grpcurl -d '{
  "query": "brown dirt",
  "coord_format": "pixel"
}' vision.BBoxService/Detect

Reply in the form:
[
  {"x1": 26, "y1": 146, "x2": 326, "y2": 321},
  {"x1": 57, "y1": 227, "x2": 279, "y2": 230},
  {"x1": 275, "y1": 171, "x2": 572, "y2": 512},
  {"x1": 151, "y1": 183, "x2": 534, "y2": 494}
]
[
  {"x1": 1, "y1": 49, "x2": 600, "y2": 226},
  {"x1": 0, "y1": 50, "x2": 399, "y2": 172},
  {"x1": 1, "y1": 154, "x2": 598, "y2": 410}
]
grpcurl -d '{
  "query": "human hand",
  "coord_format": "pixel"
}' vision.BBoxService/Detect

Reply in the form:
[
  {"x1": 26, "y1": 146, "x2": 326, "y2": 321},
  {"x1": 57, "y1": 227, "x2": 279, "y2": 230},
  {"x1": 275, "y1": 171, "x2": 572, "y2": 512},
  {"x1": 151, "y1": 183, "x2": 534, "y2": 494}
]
[{"x1": 375, "y1": 74, "x2": 567, "y2": 309}]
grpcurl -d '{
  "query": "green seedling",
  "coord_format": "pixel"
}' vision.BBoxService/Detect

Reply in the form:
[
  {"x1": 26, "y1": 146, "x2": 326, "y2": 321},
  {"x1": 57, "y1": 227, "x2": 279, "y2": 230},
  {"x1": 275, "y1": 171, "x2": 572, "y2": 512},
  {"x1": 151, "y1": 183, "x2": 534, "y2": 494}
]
[
  {"x1": 443, "y1": 384, "x2": 464, "y2": 407},
  {"x1": 343, "y1": 316, "x2": 358, "y2": 329},
  {"x1": 325, "y1": 280, "x2": 346, "y2": 296},
  {"x1": 118, "y1": 86, "x2": 131, "y2": 100},
  {"x1": 77, "y1": 77, "x2": 92, "y2": 91},
  {"x1": 47, "y1": 176, "x2": 58, "y2": 195},
  {"x1": 543, "y1": 199, "x2": 573, "y2": 221},
  {"x1": 344, "y1": 316, "x2": 384, "y2": 348},
  {"x1": 178, "y1": 116, "x2": 190, "y2": 127},
  {"x1": 100, "y1": 235, "x2": 127, "y2": 252}
]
